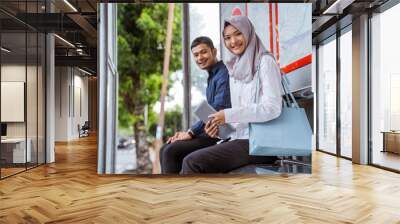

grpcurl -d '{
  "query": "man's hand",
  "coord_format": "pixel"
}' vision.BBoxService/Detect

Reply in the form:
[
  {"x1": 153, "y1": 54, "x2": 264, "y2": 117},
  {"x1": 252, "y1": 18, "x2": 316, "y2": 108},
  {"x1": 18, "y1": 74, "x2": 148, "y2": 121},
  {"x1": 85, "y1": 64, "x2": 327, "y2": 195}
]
[
  {"x1": 208, "y1": 110, "x2": 225, "y2": 125},
  {"x1": 205, "y1": 119, "x2": 219, "y2": 139},
  {"x1": 167, "y1": 131, "x2": 192, "y2": 144}
]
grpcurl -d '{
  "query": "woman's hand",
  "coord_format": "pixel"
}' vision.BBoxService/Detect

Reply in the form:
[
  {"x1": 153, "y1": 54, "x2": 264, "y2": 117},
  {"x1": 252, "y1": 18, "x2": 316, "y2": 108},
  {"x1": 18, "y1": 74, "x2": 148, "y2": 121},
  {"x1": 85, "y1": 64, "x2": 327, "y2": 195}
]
[
  {"x1": 204, "y1": 119, "x2": 219, "y2": 139},
  {"x1": 208, "y1": 110, "x2": 226, "y2": 125}
]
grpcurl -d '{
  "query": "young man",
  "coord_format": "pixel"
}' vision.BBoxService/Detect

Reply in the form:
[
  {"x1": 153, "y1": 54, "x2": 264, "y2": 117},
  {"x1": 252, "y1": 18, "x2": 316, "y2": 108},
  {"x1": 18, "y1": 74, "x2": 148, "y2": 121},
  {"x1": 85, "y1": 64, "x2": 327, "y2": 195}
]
[{"x1": 159, "y1": 36, "x2": 231, "y2": 174}]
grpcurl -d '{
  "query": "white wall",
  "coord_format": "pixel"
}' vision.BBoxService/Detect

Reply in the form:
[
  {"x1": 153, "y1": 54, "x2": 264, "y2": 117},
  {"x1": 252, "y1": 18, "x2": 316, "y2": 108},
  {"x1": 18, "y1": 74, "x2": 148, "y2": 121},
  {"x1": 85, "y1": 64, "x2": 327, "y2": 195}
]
[
  {"x1": 1, "y1": 63, "x2": 46, "y2": 164},
  {"x1": 1, "y1": 64, "x2": 36, "y2": 138},
  {"x1": 71, "y1": 72, "x2": 89, "y2": 138},
  {"x1": 1, "y1": 65, "x2": 27, "y2": 138},
  {"x1": 55, "y1": 66, "x2": 69, "y2": 141},
  {"x1": 54, "y1": 67, "x2": 89, "y2": 141}
]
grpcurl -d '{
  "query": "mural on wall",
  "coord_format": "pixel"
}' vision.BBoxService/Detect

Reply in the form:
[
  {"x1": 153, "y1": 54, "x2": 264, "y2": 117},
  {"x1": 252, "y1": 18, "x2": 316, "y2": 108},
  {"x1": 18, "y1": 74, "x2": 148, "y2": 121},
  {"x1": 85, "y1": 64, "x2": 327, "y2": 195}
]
[
  {"x1": 220, "y1": 3, "x2": 312, "y2": 98},
  {"x1": 115, "y1": 3, "x2": 313, "y2": 175}
]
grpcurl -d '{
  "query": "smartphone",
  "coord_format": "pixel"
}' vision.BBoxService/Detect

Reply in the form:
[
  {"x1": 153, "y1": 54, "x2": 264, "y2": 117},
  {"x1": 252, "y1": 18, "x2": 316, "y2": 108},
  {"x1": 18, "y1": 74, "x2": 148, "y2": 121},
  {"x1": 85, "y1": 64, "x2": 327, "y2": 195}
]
[{"x1": 206, "y1": 116, "x2": 214, "y2": 125}]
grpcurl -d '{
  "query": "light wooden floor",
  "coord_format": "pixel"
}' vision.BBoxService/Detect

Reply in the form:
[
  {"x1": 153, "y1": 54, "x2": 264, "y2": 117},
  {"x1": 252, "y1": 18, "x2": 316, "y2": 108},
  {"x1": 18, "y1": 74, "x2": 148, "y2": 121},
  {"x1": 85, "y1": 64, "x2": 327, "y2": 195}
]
[
  {"x1": 1, "y1": 135, "x2": 400, "y2": 223},
  {"x1": 1, "y1": 167, "x2": 26, "y2": 178}
]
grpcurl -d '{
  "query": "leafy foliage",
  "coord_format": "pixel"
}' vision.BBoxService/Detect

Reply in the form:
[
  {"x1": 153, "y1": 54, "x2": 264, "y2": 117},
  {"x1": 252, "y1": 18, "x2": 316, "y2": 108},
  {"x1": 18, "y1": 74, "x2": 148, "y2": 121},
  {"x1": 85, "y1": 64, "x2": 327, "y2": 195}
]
[
  {"x1": 117, "y1": 3, "x2": 182, "y2": 134},
  {"x1": 149, "y1": 105, "x2": 182, "y2": 141}
]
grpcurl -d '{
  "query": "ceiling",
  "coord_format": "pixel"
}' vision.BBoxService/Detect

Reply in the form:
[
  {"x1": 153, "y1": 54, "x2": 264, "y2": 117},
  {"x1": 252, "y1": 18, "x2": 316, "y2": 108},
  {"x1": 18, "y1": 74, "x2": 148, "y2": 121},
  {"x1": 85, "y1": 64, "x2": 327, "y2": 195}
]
[
  {"x1": 310, "y1": 0, "x2": 391, "y2": 44},
  {"x1": 1, "y1": 0, "x2": 396, "y2": 75},
  {"x1": 0, "y1": 0, "x2": 97, "y2": 74}
]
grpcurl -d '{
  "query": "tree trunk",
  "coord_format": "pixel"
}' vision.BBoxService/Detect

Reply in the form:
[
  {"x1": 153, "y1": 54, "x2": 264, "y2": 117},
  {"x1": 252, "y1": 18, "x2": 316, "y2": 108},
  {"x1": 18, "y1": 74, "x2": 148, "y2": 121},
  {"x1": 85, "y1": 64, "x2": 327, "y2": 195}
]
[
  {"x1": 153, "y1": 3, "x2": 175, "y2": 174},
  {"x1": 127, "y1": 74, "x2": 152, "y2": 174},
  {"x1": 134, "y1": 119, "x2": 152, "y2": 174}
]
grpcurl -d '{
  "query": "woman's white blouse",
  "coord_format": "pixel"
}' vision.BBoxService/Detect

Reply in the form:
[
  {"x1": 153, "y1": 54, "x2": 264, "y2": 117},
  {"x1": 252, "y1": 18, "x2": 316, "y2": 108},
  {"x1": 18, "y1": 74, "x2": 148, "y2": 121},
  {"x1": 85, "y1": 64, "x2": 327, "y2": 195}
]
[{"x1": 224, "y1": 54, "x2": 283, "y2": 140}]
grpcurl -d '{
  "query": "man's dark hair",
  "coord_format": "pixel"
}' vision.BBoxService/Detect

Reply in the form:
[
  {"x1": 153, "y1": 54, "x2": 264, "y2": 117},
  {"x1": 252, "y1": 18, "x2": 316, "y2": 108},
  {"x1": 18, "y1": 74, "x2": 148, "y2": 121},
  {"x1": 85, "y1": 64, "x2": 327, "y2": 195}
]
[{"x1": 191, "y1": 36, "x2": 215, "y2": 50}]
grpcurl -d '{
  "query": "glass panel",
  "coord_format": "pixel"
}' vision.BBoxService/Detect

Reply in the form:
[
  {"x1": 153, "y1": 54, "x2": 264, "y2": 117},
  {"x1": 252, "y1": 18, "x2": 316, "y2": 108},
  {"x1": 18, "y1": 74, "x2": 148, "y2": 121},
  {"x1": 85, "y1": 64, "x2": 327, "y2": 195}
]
[
  {"x1": 0, "y1": 6, "x2": 28, "y2": 177},
  {"x1": 27, "y1": 30, "x2": 38, "y2": 169},
  {"x1": 340, "y1": 29, "x2": 352, "y2": 158},
  {"x1": 188, "y1": 3, "x2": 220, "y2": 126},
  {"x1": 36, "y1": 0, "x2": 46, "y2": 166},
  {"x1": 317, "y1": 37, "x2": 337, "y2": 154},
  {"x1": 371, "y1": 4, "x2": 400, "y2": 171},
  {"x1": 38, "y1": 32, "x2": 45, "y2": 165},
  {"x1": 1, "y1": 0, "x2": 46, "y2": 178},
  {"x1": 26, "y1": 0, "x2": 39, "y2": 169}
]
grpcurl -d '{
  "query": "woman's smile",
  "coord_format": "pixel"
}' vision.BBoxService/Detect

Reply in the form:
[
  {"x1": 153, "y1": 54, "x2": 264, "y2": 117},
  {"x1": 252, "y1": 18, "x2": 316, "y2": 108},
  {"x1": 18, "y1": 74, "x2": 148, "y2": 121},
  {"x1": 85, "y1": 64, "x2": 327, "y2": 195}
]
[{"x1": 223, "y1": 24, "x2": 246, "y2": 56}]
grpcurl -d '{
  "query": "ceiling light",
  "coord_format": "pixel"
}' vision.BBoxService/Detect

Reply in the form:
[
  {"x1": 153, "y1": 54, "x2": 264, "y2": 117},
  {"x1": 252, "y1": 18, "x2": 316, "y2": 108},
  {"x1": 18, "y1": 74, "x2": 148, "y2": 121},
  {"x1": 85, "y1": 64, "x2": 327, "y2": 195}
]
[
  {"x1": 78, "y1": 67, "x2": 93, "y2": 76},
  {"x1": 323, "y1": 0, "x2": 354, "y2": 15},
  {"x1": 1, "y1": 47, "x2": 11, "y2": 53},
  {"x1": 63, "y1": 0, "x2": 78, "y2": 12},
  {"x1": 54, "y1": 34, "x2": 75, "y2": 48}
]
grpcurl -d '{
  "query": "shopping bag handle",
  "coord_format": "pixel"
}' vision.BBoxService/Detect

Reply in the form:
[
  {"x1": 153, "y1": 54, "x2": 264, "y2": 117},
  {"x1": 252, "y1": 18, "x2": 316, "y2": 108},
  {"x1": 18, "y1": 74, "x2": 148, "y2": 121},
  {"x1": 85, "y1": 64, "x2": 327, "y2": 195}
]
[
  {"x1": 281, "y1": 75, "x2": 299, "y2": 108},
  {"x1": 254, "y1": 52, "x2": 299, "y2": 109}
]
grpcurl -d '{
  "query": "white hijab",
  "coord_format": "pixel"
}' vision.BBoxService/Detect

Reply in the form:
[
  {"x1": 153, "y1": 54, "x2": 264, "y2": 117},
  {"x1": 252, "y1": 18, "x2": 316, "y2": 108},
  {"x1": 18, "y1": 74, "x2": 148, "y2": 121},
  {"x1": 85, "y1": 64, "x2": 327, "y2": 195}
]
[{"x1": 222, "y1": 16, "x2": 269, "y2": 83}]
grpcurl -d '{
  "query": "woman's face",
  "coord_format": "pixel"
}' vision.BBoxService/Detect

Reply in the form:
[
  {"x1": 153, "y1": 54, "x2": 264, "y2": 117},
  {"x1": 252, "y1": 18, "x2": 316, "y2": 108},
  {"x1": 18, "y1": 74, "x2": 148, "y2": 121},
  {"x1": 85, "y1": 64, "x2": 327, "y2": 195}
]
[{"x1": 223, "y1": 24, "x2": 246, "y2": 56}]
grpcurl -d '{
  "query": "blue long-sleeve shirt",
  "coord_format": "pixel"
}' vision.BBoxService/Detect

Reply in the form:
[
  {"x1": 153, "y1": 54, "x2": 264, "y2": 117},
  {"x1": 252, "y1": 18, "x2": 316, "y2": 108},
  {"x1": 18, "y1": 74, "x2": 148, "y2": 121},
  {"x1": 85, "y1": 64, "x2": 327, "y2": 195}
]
[{"x1": 190, "y1": 61, "x2": 231, "y2": 136}]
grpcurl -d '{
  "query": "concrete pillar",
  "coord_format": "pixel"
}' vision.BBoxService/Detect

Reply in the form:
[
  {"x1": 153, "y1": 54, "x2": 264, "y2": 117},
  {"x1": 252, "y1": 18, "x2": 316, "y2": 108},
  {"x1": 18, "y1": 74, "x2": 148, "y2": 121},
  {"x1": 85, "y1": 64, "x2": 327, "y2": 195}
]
[
  {"x1": 352, "y1": 14, "x2": 369, "y2": 164},
  {"x1": 46, "y1": 33, "x2": 55, "y2": 163}
]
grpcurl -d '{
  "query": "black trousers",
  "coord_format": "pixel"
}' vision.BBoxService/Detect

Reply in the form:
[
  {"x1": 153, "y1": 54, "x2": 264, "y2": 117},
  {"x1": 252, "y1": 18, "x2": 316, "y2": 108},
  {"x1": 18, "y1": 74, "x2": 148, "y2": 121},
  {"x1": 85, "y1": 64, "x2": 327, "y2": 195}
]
[
  {"x1": 159, "y1": 135, "x2": 277, "y2": 174},
  {"x1": 160, "y1": 134, "x2": 219, "y2": 174}
]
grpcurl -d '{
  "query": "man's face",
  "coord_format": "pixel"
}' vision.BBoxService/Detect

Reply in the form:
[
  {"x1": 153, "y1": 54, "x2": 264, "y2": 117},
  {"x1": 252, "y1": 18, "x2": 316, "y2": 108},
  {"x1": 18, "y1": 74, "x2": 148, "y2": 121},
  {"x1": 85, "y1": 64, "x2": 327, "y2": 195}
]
[{"x1": 191, "y1": 43, "x2": 217, "y2": 70}]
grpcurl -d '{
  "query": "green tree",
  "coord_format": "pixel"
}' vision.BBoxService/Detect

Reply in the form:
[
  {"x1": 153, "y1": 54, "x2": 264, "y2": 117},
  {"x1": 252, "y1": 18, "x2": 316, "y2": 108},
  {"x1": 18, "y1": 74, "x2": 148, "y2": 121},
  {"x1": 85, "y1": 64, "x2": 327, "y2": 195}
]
[
  {"x1": 164, "y1": 106, "x2": 183, "y2": 140},
  {"x1": 149, "y1": 105, "x2": 183, "y2": 142},
  {"x1": 118, "y1": 3, "x2": 182, "y2": 173}
]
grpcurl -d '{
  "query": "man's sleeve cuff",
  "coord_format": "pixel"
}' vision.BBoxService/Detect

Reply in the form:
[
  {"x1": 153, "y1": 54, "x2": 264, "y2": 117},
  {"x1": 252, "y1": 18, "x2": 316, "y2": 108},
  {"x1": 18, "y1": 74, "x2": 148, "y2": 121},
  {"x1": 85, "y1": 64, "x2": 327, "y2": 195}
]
[{"x1": 187, "y1": 129, "x2": 195, "y2": 138}]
